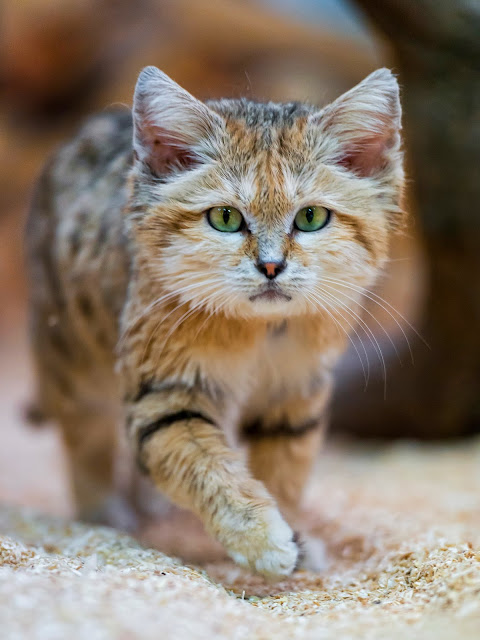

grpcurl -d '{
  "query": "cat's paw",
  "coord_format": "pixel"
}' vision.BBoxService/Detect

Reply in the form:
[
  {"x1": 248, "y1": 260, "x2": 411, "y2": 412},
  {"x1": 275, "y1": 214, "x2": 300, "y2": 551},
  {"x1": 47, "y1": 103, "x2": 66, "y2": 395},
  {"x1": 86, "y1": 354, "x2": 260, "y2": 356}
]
[
  {"x1": 79, "y1": 495, "x2": 139, "y2": 533},
  {"x1": 297, "y1": 535, "x2": 328, "y2": 573},
  {"x1": 221, "y1": 506, "x2": 299, "y2": 580}
]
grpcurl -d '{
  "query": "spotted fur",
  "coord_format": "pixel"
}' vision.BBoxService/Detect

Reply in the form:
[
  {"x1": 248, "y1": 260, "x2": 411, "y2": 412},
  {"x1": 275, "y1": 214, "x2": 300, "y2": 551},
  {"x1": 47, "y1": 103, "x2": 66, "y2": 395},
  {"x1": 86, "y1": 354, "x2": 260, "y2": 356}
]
[{"x1": 25, "y1": 66, "x2": 404, "y2": 579}]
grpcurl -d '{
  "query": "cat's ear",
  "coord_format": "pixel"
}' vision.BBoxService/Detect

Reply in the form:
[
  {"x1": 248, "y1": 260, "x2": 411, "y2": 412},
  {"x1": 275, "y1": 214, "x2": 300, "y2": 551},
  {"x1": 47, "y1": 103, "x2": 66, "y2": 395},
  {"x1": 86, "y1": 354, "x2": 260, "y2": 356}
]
[
  {"x1": 133, "y1": 66, "x2": 222, "y2": 176},
  {"x1": 315, "y1": 68, "x2": 402, "y2": 178}
]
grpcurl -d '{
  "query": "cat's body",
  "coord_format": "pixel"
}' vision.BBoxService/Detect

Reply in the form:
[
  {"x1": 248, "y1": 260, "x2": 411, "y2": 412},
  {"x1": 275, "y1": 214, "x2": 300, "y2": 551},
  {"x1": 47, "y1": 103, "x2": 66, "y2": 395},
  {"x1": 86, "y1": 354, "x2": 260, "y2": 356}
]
[{"x1": 26, "y1": 67, "x2": 404, "y2": 579}]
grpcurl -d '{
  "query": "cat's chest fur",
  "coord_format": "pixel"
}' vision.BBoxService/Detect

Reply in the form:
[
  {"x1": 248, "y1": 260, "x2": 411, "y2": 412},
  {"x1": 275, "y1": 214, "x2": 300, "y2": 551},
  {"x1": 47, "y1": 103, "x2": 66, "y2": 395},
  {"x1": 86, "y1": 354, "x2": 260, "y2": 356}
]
[{"x1": 191, "y1": 317, "x2": 338, "y2": 417}]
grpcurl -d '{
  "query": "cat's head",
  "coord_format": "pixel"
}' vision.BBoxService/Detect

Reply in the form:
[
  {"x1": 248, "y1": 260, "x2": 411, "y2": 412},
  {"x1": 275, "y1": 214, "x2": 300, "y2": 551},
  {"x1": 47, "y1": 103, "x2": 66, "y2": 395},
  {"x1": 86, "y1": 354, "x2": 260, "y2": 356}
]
[{"x1": 129, "y1": 66, "x2": 404, "y2": 319}]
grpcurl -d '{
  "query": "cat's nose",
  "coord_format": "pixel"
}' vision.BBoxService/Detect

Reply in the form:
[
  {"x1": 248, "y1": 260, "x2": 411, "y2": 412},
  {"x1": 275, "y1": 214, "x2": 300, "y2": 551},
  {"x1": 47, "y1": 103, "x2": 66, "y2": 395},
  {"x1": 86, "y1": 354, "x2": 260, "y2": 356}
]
[{"x1": 256, "y1": 260, "x2": 286, "y2": 280}]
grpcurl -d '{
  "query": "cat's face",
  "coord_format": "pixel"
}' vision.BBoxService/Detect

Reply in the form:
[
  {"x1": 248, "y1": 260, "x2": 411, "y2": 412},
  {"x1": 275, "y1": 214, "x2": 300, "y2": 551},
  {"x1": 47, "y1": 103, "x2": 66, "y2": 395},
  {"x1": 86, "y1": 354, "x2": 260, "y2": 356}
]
[{"x1": 130, "y1": 67, "x2": 404, "y2": 320}]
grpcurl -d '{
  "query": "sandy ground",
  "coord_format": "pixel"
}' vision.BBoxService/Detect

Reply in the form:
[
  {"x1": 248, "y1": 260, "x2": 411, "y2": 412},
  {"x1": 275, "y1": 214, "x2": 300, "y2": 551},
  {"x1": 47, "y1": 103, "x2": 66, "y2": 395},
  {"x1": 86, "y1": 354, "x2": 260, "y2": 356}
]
[{"x1": 1, "y1": 322, "x2": 480, "y2": 638}]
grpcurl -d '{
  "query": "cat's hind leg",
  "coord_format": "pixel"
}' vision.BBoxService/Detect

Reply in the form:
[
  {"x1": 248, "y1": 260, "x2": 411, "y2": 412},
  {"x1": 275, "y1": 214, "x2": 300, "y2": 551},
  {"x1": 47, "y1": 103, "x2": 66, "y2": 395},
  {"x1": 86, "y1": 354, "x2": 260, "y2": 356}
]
[
  {"x1": 31, "y1": 343, "x2": 137, "y2": 531},
  {"x1": 58, "y1": 406, "x2": 138, "y2": 531}
]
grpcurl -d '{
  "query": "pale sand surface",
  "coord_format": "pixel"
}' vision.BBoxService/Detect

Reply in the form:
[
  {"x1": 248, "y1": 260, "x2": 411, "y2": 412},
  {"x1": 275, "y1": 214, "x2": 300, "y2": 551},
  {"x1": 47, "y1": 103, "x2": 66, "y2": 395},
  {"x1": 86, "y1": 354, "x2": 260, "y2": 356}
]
[{"x1": 1, "y1": 329, "x2": 480, "y2": 638}]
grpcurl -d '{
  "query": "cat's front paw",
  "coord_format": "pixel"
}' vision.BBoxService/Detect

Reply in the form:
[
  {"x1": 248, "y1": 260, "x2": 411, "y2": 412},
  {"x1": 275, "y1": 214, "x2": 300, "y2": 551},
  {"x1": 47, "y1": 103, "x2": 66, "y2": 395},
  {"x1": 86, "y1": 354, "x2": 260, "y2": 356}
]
[
  {"x1": 220, "y1": 506, "x2": 299, "y2": 580},
  {"x1": 78, "y1": 495, "x2": 139, "y2": 533},
  {"x1": 296, "y1": 535, "x2": 328, "y2": 573}
]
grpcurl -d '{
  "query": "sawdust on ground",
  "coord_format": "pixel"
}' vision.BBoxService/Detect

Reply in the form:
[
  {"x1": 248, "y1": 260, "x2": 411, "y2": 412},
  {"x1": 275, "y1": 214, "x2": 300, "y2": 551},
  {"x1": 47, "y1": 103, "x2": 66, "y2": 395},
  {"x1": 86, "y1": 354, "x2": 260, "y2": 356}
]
[{"x1": 1, "y1": 437, "x2": 480, "y2": 640}]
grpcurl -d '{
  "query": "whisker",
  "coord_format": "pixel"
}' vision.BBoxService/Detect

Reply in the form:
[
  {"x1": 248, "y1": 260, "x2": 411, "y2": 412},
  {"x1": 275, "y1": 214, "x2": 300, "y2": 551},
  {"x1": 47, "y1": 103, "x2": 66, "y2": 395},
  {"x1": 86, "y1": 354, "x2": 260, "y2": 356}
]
[
  {"x1": 149, "y1": 280, "x2": 238, "y2": 371},
  {"x1": 315, "y1": 285, "x2": 387, "y2": 398},
  {"x1": 139, "y1": 298, "x2": 189, "y2": 367},
  {"x1": 138, "y1": 279, "x2": 225, "y2": 367},
  {"x1": 191, "y1": 308, "x2": 215, "y2": 343},
  {"x1": 321, "y1": 281, "x2": 403, "y2": 365},
  {"x1": 322, "y1": 276, "x2": 429, "y2": 352},
  {"x1": 306, "y1": 290, "x2": 369, "y2": 389},
  {"x1": 119, "y1": 278, "x2": 224, "y2": 345},
  {"x1": 152, "y1": 289, "x2": 227, "y2": 370}
]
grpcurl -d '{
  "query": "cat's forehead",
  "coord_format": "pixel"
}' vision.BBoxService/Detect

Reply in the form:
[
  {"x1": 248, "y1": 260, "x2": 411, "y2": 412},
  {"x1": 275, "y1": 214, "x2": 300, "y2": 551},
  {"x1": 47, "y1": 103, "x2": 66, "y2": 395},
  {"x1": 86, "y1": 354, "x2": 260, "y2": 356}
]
[
  {"x1": 209, "y1": 98, "x2": 316, "y2": 157},
  {"x1": 204, "y1": 98, "x2": 321, "y2": 218},
  {"x1": 207, "y1": 98, "x2": 314, "y2": 130}
]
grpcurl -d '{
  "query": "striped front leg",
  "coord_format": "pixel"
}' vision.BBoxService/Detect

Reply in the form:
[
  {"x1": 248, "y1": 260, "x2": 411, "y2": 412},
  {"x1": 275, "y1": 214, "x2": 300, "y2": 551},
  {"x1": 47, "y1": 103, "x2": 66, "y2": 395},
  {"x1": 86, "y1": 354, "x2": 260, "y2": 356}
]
[
  {"x1": 244, "y1": 382, "x2": 330, "y2": 523},
  {"x1": 125, "y1": 381, "x2": 299, "y2": 580},
  {"x1": 242, "y1": 377, "x2": 331, "y2": 574}
]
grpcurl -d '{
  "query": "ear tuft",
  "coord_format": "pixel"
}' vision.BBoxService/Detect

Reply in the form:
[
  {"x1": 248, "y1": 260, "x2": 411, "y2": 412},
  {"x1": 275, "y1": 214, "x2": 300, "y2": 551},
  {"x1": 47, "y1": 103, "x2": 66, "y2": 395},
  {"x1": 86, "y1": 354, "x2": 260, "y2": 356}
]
[
  {"x1": 316, "y1": 68, "x2": 402, "y2": 178},
  {"x1": 133, "y1": 66, "x2": 222, "y2": 177}
]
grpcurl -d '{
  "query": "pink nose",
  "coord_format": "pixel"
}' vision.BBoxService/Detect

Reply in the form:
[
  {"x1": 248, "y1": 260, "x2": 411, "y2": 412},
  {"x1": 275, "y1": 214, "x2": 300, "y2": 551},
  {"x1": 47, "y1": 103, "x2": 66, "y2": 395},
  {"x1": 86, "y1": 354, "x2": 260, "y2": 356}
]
[
  {"x1": 264, "y1": 262, "x2": 278, "y2": 277},
  {"x1": 256, "y1": 260, "x2": 286, "y2": 280}
]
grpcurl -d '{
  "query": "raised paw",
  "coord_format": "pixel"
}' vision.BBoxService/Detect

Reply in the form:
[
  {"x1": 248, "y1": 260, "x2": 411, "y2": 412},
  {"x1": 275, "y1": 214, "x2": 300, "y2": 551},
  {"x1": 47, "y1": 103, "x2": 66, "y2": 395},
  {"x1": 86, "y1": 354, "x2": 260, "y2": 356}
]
[{"x1": 218, "y1": 505, "x2": 299, "y2": 580}]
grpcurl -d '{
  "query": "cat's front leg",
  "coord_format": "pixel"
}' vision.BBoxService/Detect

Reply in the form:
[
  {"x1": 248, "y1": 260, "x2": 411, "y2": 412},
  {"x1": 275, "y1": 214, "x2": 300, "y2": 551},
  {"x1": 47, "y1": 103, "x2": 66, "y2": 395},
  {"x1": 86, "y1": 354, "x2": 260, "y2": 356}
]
[
  {"x1": 243, "y1": 381, "x2": 331, "y2": 571},
  {"x1": 125, "y1": 383, "x2": 299, "y2": 579}
]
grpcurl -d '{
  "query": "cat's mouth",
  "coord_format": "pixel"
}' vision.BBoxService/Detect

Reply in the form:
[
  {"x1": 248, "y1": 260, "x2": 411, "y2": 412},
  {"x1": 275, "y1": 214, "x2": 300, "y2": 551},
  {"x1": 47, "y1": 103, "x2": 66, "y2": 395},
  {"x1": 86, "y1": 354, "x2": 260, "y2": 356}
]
[{"x1": 249, "y1": 287, "x2": 292, "y2": 302}]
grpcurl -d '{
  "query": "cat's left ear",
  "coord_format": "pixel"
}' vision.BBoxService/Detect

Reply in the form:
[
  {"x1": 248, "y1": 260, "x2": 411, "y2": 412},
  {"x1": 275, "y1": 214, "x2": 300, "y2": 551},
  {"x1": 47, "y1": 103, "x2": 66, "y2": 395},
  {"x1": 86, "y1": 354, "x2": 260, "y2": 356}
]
[
  {"x1": 314, "y1": 68, "x2": 402, "y2": 179},
  {"x1": 133, "y1": 66, "x2": 223, "y2": 176}
]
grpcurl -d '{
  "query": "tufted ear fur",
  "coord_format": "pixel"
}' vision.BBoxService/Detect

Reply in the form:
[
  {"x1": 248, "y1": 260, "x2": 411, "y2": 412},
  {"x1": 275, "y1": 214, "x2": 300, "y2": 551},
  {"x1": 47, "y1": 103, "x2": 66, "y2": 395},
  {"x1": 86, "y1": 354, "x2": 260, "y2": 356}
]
[
  {"x1": 133, "y1": 66, "x2": 223, "y2": 176},
  {"x1": 315, "y1": 68, "x2": 402, "y2": 179}
]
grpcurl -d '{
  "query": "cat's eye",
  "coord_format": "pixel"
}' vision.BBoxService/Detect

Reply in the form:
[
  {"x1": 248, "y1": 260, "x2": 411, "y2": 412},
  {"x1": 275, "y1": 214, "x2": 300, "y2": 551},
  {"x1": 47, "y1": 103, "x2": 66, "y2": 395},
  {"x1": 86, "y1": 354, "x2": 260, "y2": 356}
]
[
  {"x1": 207, "y1": 206, "x2": 244, "y2": 233},
  {"x1": 294, "y1": 206, "x2": 331, "y2": 232}
]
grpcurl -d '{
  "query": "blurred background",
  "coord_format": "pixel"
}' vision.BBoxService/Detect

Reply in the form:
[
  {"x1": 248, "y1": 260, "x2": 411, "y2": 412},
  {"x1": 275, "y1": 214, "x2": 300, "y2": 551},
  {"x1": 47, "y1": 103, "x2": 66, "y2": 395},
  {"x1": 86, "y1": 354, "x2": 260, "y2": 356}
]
[{"x1": 0, "y1": 0, "x2": 479, "y2": 515}]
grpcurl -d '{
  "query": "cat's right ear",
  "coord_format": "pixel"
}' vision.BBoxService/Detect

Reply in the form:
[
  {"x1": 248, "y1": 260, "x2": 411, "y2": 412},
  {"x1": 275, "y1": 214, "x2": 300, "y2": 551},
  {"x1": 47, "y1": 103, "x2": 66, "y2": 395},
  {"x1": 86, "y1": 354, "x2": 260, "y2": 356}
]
[
  {"x1": 133, "y1": 66, "x2": 223, "y2": 176},
  {"x1": 314, "y1": 68, "x2": 402, "y2": 180}
]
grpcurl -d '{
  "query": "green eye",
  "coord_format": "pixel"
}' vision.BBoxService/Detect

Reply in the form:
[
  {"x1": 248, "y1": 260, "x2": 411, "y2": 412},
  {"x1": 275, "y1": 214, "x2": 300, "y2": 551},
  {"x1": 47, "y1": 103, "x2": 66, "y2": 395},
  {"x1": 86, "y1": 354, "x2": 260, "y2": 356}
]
[
  {"x1": 294, "y1": 206, "x2": 331, "y2": 232},
  {"x1": 207, "y1": 206, "x2": 244, "y2": 233}
]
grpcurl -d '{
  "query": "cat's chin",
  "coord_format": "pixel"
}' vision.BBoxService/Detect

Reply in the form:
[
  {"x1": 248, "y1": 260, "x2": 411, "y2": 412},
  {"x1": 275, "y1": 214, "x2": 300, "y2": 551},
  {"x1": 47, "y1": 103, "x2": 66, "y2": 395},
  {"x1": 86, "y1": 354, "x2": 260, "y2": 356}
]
[
  {"x1": 249, "y1": 289, "x2": 292, "y2": 303},
  {"x1": 240, "y1": 296, "x2": 304, "y2": 320}
]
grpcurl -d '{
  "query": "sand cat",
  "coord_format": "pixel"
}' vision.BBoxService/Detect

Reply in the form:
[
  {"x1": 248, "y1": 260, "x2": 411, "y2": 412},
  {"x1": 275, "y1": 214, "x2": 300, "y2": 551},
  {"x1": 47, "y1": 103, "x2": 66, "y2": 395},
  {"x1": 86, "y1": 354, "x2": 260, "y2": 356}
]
[{"x1": 26, "y1": 66, "x2": 404, "y2": 579}]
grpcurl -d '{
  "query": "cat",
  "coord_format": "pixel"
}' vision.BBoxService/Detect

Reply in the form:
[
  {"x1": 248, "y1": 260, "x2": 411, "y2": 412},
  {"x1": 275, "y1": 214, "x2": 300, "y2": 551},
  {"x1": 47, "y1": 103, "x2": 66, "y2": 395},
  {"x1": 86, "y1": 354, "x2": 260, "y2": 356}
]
[{"x1": 25, "y1": 65, "x2": 404, "y2": 580}]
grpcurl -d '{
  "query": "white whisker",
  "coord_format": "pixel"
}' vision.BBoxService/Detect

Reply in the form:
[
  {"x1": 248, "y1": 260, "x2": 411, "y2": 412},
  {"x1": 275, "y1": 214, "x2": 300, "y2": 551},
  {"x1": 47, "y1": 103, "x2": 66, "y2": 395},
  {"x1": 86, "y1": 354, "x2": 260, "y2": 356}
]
[
  {"x1": 321, "y1": 281, "x2": 402, "y2": 365},
  {"x1": 138, "y1": 280, "x2": 225, "y2": 367},
  {"x1": 321, "y1": 276, "x2": 428, "y2": 360},
  {"x1": 151, "y1": 287, "x2": 230, "y2": 370},
  {"x1": 314, "y1": 285, "x2": 387, "y2": 398},
  {"x1": 119, "y1": 278, "x2": 225, "y2": 345},
  {"x1": 305, "y1": 290, "x2": 369, "y2": 389}
]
